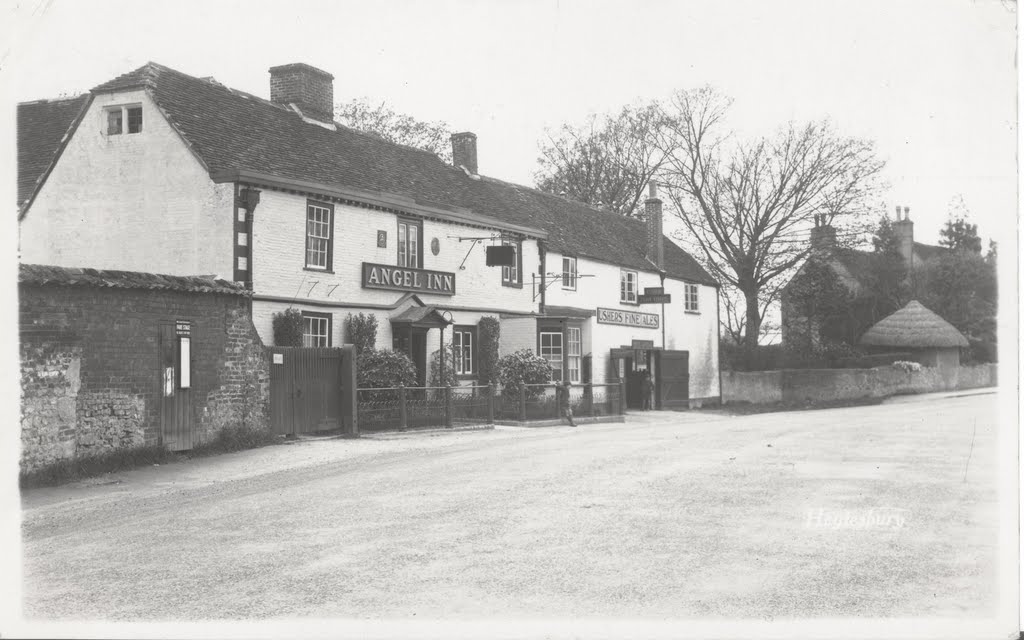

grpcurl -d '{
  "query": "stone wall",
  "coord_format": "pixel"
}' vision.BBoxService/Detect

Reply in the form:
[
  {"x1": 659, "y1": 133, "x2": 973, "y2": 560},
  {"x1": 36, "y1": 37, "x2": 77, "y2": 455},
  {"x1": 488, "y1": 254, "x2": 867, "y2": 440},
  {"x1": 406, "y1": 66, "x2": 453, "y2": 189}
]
[
  {"x1": 722, "y1": 364, "x2": 998, "y2": 405},
  {"x1": 20, "y1": 282, "x2": 269, "y2": 473}
]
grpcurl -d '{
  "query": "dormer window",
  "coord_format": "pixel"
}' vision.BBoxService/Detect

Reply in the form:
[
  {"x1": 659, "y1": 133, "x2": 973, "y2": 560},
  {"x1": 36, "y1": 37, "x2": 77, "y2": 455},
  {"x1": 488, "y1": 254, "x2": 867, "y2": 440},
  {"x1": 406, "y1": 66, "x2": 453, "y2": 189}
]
[{"x1": 106, "y1": 105, "x2": 143, "y2": 135}]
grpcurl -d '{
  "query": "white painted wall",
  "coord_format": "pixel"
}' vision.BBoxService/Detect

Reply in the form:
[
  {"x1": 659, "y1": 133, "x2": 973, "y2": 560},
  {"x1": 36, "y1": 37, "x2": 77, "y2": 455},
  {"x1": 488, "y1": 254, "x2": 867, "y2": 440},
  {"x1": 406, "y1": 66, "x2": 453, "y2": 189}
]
[
  {"x1": 545, "y1": 251, "x2": 720, "y2": 399},
  {"x1": 19, "y1": 90, "x2": 234, "y2": 277},
  {"x1": 251, "y1": 190, "x2": 540, "y2": 312}
]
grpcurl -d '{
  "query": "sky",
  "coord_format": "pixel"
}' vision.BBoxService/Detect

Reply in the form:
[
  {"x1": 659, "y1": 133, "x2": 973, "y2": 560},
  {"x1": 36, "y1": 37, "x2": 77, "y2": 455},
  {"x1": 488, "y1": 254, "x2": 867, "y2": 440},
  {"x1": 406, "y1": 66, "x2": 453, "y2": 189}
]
[{"x1": 2, "y1": 0, "x2": 1018, "y2": 249}]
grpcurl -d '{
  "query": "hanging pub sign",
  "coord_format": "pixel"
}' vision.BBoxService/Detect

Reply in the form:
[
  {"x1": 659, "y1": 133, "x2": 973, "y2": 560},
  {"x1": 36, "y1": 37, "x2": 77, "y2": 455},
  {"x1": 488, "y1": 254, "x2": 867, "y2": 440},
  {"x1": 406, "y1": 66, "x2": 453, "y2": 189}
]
[
  {"x1": 485, "y1": 245, "x2": 517, "y2": 266},
  {"x1": 596, "y1": 307, "x2": 660, "y2": 329},
  {"x1": 362, "y1": 262, "x2": 456, "y2": 296}
]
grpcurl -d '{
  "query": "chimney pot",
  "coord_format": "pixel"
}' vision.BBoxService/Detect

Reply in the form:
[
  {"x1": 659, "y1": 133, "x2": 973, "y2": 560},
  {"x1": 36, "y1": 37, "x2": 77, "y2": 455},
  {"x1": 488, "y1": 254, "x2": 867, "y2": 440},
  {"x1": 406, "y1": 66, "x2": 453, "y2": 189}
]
[
  {"x1": 451, "y1": 132, "x2": 478, "y2": 175},
  {"x1": 903, "y1": 206, "x2": 910, "y2": 220},
  {"x1": 269, "y1": 63, "x2": 334, "y2": 123},
  {"x1": 895, "y1": 205, "x2": 902, "y2": 220}
]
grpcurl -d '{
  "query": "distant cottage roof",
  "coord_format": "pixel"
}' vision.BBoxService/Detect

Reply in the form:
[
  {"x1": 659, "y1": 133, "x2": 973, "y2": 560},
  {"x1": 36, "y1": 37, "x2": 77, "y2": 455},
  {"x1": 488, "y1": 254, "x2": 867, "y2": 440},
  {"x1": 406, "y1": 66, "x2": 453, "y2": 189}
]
[
  {"x1": 18, "y1": 61, "x2": 716, "y2": 287},
  {"x1": 830, "y1": 242, "x2": 945, "y2": 285},
  {"x1": 17, "y1": 95, "x2": 92, "y2": 212},
  {"x1": 19, "y1": 264, "x2": 250, "y2": 297},
  {"x1": 859, "y1": 300, "x2": 968, "y2": 348}
]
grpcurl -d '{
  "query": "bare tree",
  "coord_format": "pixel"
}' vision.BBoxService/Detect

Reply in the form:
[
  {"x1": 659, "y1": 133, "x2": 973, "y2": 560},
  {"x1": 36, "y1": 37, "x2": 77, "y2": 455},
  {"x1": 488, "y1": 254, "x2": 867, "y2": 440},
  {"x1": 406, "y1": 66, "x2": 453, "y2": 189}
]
[
  {"x1": 655, "y1": 87, "x2": 884, "y2": 351},
  {"x1": 335, "y1": 98, "x2": 454, "y2": 163},
  {"x1": 534, "y1": 103, "x2": 665, "y2": 216}
]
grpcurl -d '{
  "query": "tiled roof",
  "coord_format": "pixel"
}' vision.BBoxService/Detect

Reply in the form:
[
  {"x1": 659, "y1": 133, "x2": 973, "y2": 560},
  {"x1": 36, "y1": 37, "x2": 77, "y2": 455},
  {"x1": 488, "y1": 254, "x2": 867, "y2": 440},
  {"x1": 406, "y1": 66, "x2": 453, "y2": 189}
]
[
  {"x1": 86, "y1": 62, "x2": 717, "y2": 286},
  {"x1": 831, "y1": 241, "x2": 946, "y2": 285},
  {"x1": 17, "y1": 95, "x2": 91, "y2": 213},
  {"x1": 19, "y1": 264, "x2": 250, "y2": 296}
]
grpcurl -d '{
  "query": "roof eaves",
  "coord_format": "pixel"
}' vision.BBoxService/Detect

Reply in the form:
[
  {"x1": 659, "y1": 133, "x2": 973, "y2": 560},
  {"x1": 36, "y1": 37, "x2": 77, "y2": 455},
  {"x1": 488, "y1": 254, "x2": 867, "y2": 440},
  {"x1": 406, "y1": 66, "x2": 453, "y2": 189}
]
[{"x1": 213, "y1": 168, "x2": 549, "y2": 240}]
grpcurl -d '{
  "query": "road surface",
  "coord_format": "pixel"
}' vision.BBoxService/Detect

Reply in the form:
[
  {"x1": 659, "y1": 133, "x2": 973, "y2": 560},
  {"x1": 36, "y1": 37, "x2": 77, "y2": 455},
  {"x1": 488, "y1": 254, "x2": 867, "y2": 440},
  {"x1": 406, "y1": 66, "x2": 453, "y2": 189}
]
[{"x1": 20, "y1": 394, "x2": 1003, "y2": 621}]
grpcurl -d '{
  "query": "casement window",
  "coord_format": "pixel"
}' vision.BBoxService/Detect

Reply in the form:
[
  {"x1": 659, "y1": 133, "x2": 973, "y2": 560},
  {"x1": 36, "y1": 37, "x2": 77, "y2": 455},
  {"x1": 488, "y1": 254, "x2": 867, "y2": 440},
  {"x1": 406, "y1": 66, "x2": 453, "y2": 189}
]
[
  {"x1": 397, "y1": 218, "x2": 423, "y2": 268},
  {"x1": 620, "y1": 269, "x2": 638, "y2": 303},
  {"x1": 567, "y1": 326, "x2": 582, "y2": 383},
  {"x1": 539, "y1": 331, "x2": 564, "y2": 382},
  {"x1": 502, "y1": 235, "x2": 522, "y2": 287},
  {"x1": 562, "y1": 256, "x2": 577, "y2": 290},
  {"x1": 305, "y1": 201, "x2": 334, "y2": 270},
  {"x1": 105, "y1": 105, "x2": 143, "y2": 135},
  {"x1": 452, "y1": 326, "x2": 476, "y2": 376},
  {"x1": 302, "y1": 312, "x2": 332, "y2": 347},
  {"x1": 685, "y1": 283, "x2": 699, "y2": 313}
]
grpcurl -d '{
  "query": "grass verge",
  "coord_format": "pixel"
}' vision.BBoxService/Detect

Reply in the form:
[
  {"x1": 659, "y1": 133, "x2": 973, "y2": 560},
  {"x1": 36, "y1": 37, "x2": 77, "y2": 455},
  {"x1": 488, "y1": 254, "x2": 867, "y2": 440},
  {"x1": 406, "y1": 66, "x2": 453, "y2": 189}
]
[{"x1": 20, "y1": 425, "x2": 281, "y2": 490}]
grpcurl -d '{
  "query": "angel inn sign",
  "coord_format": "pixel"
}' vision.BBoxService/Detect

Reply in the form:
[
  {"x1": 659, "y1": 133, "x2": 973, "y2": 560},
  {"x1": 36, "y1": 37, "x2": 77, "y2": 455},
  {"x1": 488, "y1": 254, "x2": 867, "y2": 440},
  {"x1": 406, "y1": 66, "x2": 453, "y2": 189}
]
[{"x1": 362, "y1": 262, "x2": 456, "y2": 296}]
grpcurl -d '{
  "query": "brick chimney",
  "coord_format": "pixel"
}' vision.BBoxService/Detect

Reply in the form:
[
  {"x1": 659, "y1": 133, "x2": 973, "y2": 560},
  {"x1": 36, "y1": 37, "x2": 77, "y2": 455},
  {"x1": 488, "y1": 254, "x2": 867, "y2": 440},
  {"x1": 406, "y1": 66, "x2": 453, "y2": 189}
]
[
  {"x1": 451, "y1": 132, "x2": 478, "y2": 175},
  {"x1": 269, "y1": 63, "x2": 334, "y2": 122},
  {"x1": 893, "y1": 204, "x2": 914, "y2": 270},
  {"x1": 809, "y1": 214, "x2": 837, "y2": 254},
  {"x1": 645, "y1": 183, "x2": 664, "y2": 270}
]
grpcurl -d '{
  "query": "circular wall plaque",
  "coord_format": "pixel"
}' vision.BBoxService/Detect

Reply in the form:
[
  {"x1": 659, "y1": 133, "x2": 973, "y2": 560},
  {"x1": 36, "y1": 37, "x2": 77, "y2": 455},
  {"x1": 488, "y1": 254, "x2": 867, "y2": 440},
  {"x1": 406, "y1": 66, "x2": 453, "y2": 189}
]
[{"x1": 431, "y1": 238, "x2": 440, "y2": 256}]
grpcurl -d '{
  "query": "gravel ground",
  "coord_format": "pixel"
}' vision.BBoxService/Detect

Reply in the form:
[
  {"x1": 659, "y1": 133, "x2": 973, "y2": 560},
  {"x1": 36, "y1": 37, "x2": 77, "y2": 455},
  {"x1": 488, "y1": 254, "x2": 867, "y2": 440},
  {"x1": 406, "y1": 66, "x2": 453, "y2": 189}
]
[{"x1": 19, "y1": 395, "x2": 1003, "y2": 621}]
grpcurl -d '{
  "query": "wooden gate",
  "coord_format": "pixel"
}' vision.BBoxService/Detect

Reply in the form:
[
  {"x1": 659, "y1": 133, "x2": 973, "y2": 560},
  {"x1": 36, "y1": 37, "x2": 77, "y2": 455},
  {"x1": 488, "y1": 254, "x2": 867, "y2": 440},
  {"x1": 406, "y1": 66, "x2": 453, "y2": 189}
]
[
  {"x1": 656, "y1": 350, "x2": 690, "y2": 410},
  {"x1": 269, "y1": 346, "x2": 357, "y2": 436},
  {"x1": 159, "y1": 322, "x2": 193, "y2": 451}
]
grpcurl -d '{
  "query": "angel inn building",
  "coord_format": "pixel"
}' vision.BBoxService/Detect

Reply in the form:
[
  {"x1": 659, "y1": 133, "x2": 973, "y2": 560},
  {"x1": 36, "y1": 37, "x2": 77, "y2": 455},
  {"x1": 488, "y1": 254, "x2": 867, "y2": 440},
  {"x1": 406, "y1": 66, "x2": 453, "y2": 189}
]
[{"x1": 18, "y1": 61, "x2": 721, "y2": 409}]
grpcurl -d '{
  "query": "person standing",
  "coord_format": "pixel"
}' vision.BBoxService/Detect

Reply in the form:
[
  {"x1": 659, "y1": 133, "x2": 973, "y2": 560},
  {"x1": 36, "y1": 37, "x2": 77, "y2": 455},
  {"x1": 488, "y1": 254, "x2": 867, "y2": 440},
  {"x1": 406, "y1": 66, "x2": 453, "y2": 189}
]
[
  {"x1": 558, "y1": 380, "x2": 577, "y2": 427},
  {"x1": 641, "y1": 371, "x2": 654, "y2": 410}
]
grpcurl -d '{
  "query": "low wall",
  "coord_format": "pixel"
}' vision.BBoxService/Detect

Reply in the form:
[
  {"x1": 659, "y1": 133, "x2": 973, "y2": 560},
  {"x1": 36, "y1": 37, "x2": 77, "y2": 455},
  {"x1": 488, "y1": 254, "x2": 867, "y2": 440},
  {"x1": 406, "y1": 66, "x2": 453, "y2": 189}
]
[{"x1": 722, "y1": 364, "x2": 997, "y2": 405}]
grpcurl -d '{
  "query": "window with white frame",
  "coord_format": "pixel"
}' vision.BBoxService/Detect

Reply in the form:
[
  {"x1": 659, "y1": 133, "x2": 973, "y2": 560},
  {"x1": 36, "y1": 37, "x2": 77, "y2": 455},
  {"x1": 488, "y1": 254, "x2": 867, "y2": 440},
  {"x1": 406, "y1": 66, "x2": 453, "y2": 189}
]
[
  {"x1": 562, "y1": 256, "x2": 577, "y2": 290},
  {"x1": 502, "y1": 236, "x2": 521, "y2": 286},
  {"x1": 685, "y1": 283, "x2": 699, "y2": 312},
  {"x1": 105, "y1": 105, "x2": 143, "y2": 135},
  {"x1": 539, "y1": 331, "x2": 564, "y2": 382},
  {"x1": 452, "y1": 327, "x2": 474, "y2": 375},
  {"x1": 620, "y1": 269, "x2": 638, "y2": 303},
  {"x1": 397, "y1": 219, "x2": 422, "y2": 268},
  {"x1": 305, "y1": 202, "x2": 333, "y2": 270},
  {"x1": 567, "y1": 327, "x2": 581, "y2": 383},
  {"x1": 302, "y1": 312, "x2": 331, "y2": 347}
]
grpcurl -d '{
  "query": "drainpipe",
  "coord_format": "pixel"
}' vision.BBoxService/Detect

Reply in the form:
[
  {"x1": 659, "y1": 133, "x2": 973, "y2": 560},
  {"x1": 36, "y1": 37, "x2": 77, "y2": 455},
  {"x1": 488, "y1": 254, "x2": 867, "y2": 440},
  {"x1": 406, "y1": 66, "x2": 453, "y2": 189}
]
[
  {"x1": 659, "y1": 272, "x2": 666, "y2": 349},
  {"x1": 538, "y1": 240, "x2": 547, "y2": 315}
]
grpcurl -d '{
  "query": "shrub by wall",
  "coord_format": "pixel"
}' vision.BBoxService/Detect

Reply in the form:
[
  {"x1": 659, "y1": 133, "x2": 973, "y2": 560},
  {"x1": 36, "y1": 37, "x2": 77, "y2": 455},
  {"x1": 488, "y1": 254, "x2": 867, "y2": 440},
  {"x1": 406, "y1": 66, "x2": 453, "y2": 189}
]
[
  {"x1": 477, "y1": 316, "x2": 501, "y2": 386},
  {"x1": 272, "y1": 308, "x2": 303, "y2": 347},
  {"x1": 497, "y1": 349, "x2": 551, "y2": 400},
  {"x1": 346, "y1": 313, "x2": 378, "y2": 355}
]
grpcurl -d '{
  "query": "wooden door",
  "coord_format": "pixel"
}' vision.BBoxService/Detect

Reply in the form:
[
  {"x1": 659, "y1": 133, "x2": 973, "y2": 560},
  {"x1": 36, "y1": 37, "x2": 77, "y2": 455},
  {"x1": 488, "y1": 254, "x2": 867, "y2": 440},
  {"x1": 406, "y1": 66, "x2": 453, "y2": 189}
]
[
  {"x1": 159, "y1": 323, "x2": 193, "y2": 451},
  {"x1": 656, "y1": 350, "x2": 690, "y2": 410},
  {"x1": 269, "y1": 347, "x2": 342, "y2": 436}
]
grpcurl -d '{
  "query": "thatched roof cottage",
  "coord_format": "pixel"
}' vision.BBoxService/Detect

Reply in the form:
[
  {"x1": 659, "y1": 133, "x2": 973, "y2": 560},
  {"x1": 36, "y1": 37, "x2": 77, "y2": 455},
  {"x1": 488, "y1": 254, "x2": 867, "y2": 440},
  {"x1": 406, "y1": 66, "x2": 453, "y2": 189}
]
[{"x1": 859, "y1": 300, "x2": 969, "y2": 368}]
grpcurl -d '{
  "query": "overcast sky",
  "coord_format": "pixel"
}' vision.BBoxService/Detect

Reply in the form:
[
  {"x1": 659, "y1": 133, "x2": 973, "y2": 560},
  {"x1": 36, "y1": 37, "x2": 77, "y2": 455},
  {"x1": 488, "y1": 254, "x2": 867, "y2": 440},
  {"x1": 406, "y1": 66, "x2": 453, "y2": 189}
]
[{"x1": 4, "y1": 0, "x2": 1017, "y2": 247}]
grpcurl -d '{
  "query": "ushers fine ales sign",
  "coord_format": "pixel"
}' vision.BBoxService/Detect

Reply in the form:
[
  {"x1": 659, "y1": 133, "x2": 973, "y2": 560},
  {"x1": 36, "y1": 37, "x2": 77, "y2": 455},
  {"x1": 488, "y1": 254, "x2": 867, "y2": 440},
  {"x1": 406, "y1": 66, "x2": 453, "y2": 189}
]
[
  {"x1": 362, "y1": 262, "x2": 456, "y2": 296},
  {"x1": 596, "y1": 307, "x2": 660, "y2": 329}
]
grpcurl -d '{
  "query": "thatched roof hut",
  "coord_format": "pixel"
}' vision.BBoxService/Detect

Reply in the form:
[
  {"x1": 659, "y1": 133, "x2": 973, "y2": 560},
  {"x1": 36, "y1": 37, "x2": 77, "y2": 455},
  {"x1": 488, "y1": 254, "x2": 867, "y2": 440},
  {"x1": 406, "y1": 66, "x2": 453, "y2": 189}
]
[{"x1": 859, "y1": 300, "x2": 968, "y2": 348}]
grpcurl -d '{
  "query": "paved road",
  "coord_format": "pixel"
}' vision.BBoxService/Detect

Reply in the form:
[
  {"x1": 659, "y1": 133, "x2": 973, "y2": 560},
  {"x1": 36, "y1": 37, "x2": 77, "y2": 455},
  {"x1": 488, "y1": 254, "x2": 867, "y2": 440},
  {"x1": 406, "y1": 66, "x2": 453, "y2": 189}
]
[{"x1": 20, "y1": 394, "x2": 1003, "y2": 621}]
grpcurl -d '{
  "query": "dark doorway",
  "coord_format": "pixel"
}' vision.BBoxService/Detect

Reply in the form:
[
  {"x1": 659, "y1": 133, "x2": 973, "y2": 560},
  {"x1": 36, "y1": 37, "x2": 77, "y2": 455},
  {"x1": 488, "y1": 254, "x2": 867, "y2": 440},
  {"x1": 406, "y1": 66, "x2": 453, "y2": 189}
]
[{"x1": 410, "y1": 329, "x2": 427, "y2": 386}]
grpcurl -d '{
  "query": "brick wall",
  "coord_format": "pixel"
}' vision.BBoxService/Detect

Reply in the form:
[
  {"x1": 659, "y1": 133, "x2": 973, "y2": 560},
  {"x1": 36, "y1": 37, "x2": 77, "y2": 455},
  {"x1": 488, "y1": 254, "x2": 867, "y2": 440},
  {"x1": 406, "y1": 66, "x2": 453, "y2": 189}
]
[{"x1": 19, "y1": 284, "x2": 269, "y2": 473}]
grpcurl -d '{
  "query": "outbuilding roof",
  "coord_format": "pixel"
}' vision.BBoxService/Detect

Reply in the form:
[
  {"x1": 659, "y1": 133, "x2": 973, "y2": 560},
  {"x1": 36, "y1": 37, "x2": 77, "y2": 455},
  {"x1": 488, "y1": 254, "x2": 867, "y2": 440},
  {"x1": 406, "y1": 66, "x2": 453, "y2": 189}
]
[
  {"x1": 17, "y1": 95, "x2": 91, "y2": 214},
  {"x1": 23, "y1": 61, "x2": 716, "y2": 286},
  {"x1": 19, "y1": 264, "x2": 251, "y2": 297},
  {"x1": 859, "y1": 300, "x2": 968, "y2": 348}
]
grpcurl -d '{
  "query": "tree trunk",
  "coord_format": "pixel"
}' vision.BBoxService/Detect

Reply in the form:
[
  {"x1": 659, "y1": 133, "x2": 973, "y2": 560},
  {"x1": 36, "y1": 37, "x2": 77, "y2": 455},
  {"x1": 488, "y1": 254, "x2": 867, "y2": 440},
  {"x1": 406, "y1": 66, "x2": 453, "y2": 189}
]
[{"x1": 742, "y1": 287, "x2": 761, "y2": 369}]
